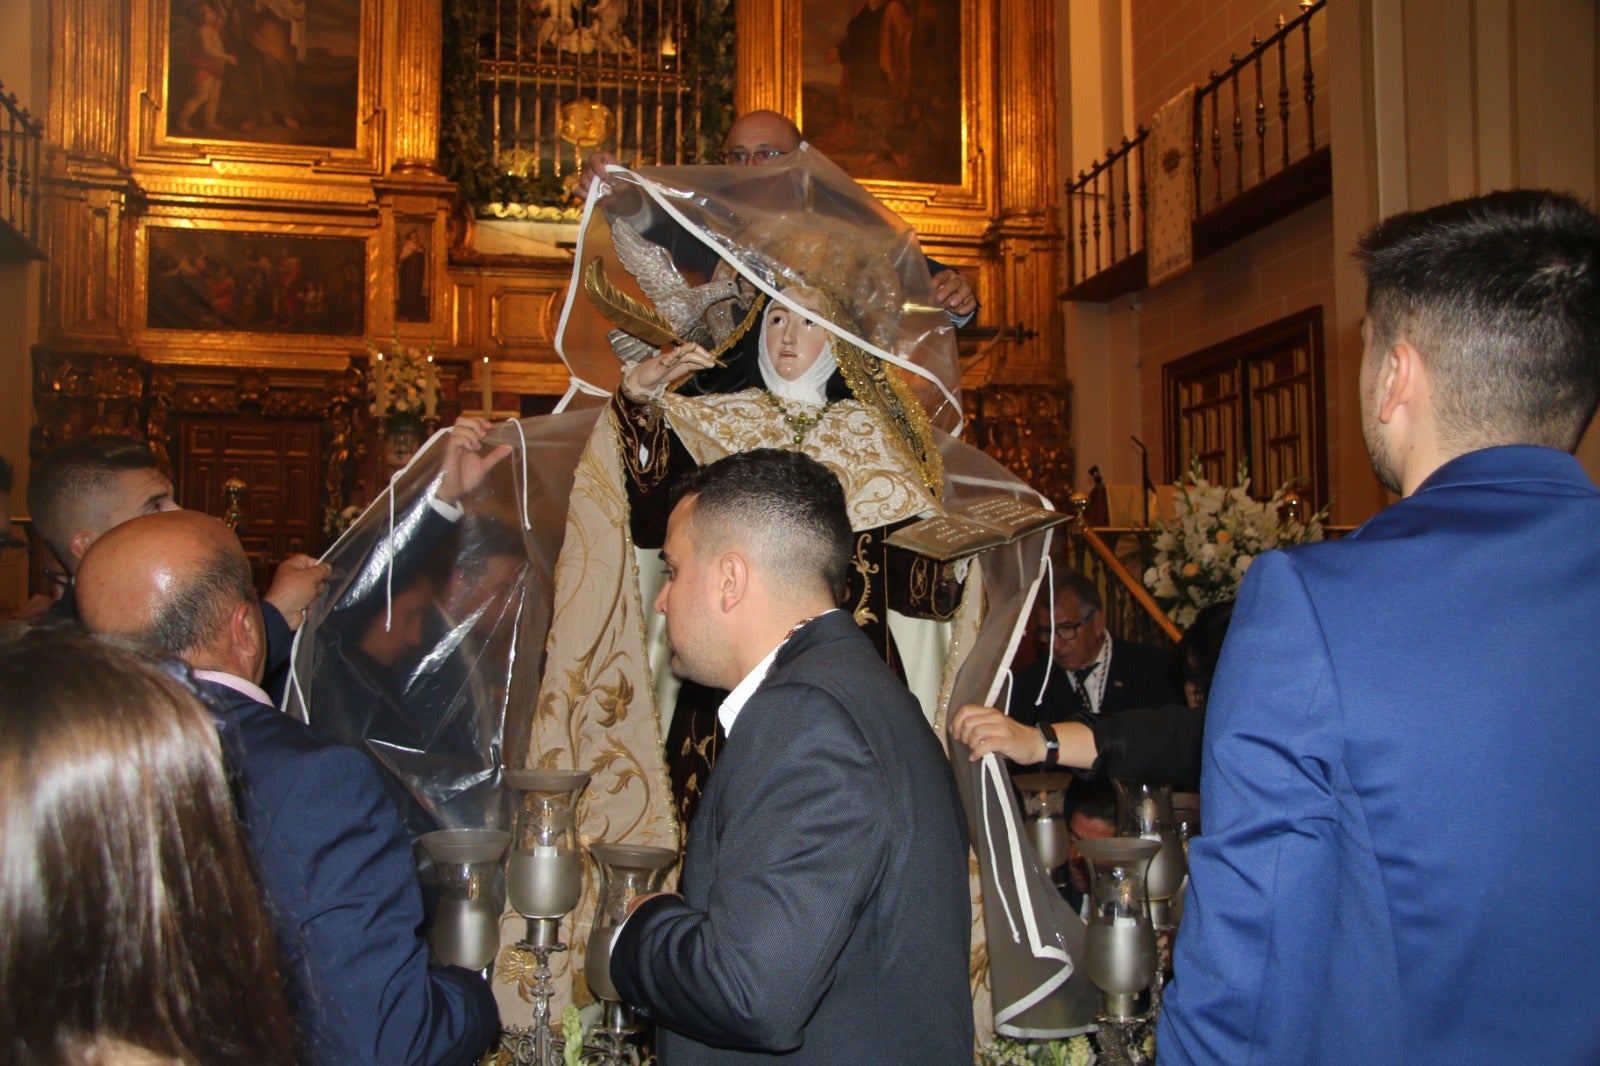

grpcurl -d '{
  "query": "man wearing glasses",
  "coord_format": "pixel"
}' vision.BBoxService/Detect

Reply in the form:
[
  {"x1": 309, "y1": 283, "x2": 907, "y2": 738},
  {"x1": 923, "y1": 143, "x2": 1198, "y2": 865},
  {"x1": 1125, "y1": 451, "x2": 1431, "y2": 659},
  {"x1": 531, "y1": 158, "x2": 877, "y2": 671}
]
[{"x1": 1004, "y1": 569, "x2": 1180, "y2": 740}]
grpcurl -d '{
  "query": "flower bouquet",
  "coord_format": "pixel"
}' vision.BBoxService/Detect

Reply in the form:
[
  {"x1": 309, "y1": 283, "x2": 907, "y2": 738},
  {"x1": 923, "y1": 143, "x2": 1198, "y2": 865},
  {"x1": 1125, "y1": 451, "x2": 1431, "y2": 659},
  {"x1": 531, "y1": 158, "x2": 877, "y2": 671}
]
[
  {"x1": 1142, "y1": 456, "x2": 1328, "y2": 627},
  {"x1": 367, "y1": 337, "x2": 438, "y2": 428}
]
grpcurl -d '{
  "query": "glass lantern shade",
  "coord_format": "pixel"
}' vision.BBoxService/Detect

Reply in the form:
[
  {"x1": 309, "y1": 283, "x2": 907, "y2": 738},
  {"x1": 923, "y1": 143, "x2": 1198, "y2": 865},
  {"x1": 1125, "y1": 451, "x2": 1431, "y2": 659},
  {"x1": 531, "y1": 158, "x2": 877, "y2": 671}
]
[
  {"x1": 419, "y1": 828, "x2": 511, "y2": 972},
  {"x1": 1012, "y1": 770, "x2": 1076, "y2": 872},
  {"x1": 1113, "y1": 779, "x2": 1188, "y2": 927},
  {"x1": 504, "y1": 769, "x2": 591, "y2": 935},
  {"x1": 583, "y1": 842, "x2": 679, "y2": 1004},
  {"x1": 1077, "y1": 835, "x2": 1161, "y2": 1019}
]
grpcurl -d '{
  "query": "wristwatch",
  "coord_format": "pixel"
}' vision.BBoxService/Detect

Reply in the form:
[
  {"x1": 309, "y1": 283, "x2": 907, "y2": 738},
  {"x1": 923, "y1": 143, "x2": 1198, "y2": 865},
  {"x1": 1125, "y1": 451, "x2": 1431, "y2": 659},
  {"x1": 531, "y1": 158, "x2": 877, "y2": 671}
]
[{"x1": 1037, "y1": 721, "x2": 1060, "y2": 766}]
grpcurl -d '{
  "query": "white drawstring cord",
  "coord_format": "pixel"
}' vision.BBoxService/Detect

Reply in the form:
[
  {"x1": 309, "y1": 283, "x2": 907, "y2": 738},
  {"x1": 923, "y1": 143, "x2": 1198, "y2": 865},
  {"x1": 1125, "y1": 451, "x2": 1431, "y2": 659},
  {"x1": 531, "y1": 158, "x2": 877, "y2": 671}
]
[{"x1": 504, "y1": 417, "x2": 532, "y2": 530}]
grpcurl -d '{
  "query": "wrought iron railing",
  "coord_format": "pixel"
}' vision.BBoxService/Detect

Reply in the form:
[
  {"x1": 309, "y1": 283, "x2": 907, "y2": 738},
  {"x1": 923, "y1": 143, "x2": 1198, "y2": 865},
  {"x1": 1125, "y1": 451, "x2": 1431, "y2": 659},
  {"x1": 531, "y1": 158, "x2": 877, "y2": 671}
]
[
  {"x1": 1193, "y1": 0, "x2": 1324, "y2": 213},
  {"x1": 1064, "y1": 0, "x2": 1325, "y2": 294},
  {"x1": 1065, "y1": 131, "x2": 1147, "y2": 293},
  {"x1": 0, "y1": 79, "x2": 44, "y2": 258}
]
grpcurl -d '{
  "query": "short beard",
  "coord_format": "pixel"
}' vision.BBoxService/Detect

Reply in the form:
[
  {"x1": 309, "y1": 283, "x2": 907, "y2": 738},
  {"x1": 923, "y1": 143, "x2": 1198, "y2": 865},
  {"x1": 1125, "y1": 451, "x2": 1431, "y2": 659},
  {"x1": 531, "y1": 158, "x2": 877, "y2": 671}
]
[{"x1": 1362, "y1": 411, "x2": 1403, "y2": 495}]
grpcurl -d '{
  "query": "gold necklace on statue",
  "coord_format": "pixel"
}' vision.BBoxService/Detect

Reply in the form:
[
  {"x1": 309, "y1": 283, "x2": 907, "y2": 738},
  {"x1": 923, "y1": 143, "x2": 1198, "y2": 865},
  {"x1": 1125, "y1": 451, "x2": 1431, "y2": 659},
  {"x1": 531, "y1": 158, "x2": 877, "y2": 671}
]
[{"x1": 764, "y1": 391, "x2": 831, "y2": 445}]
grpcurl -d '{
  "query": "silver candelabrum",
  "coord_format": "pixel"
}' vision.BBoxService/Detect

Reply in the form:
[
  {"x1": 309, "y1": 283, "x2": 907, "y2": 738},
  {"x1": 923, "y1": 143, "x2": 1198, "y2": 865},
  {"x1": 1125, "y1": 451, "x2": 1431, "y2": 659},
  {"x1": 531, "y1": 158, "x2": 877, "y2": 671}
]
[
  {"x1": 499, "y1": 768, "x2": 591, "y2": 1066},
  {"x1": 1078, "y1": 835, "x2": 1163, "y2": 1066},
  {"x1": 489, "y1": 769, "x2": 679, "y2": 1066}
]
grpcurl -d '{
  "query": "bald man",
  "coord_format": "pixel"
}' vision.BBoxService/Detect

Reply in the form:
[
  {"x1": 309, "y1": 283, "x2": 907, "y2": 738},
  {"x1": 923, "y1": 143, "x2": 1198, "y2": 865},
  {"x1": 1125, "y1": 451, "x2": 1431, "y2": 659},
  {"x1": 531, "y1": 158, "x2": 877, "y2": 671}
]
[
  {"x1": 580, "y1": 109, "x2": 978, "y2": 324},
  {"x1": 77, "y1": 510, "x2": 499, "y2": 1066}
]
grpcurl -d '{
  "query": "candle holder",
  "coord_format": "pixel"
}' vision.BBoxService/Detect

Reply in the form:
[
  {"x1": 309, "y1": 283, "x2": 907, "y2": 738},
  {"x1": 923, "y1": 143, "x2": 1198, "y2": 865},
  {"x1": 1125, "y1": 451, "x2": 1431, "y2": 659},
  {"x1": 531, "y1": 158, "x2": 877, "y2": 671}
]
[
  {"x1": 420, "y1": 828, "x2": 511, "y2": 975},
  {"x1": 502, "y1": 768, "x2": 591, "y2": 1066},
  {"x1": 1012, "y1": 771, "x2": 1075, "y2": 883},
  {"x1": 1112, "y1": 780, "x2": 1187, "y2": 932},
  {"x1": 582, "y1": 842, "x2": 678, "y2": 1064},
  {"x1": 1078, "y1": 836, "x2": 1161, "y2": 1066}
]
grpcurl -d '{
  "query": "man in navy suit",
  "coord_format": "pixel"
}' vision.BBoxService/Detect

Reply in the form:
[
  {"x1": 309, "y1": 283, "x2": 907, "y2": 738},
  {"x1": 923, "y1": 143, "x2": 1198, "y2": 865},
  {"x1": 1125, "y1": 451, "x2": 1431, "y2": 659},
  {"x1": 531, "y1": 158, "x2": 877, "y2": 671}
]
[
  {"x1": 609, "y1": 449, "x2": 973, "y2": 1063},
  {"x1": 1159, "y1": 190, "x2": 1600, "y2": 1063},
  {"x1": 77, "y1": 510, "x2": 499, "y2": 1063}
]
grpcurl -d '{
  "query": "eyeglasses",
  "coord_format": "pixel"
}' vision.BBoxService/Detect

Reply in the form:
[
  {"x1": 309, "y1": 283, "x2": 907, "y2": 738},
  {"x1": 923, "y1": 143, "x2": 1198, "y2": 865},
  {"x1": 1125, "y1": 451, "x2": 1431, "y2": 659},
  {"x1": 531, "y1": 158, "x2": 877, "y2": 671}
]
[
  {"x1": 1035, "y1": 608, "x2": 1097, "y2": 641},
  {"x1": 720, "y1": 147, "x2": 789, "y2": 165}
]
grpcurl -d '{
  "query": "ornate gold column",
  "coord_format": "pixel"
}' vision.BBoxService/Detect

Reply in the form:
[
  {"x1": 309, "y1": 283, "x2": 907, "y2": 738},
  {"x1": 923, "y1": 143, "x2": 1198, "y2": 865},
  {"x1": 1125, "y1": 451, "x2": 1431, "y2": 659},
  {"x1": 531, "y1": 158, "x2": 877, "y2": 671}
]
[
  {"x1": 392, "y1": 0, "x2": 446, "y2": 173},
  {"x1": 42, "y1": 0, "x2": 137, "y2": 350},
  {"x1": 733, "y1": 0, "x2": 790, "y2": 117},
  {"x1": 990, "y1": 0, "x2": 1064, "y2": 386}
]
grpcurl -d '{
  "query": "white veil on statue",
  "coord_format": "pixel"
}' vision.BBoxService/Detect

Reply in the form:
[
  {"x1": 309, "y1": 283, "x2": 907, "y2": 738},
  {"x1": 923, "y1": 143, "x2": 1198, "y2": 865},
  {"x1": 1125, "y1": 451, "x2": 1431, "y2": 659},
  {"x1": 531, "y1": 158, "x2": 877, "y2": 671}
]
[{"x1": 289, "y1": 146, "x2": 1096, "y2": 1043}]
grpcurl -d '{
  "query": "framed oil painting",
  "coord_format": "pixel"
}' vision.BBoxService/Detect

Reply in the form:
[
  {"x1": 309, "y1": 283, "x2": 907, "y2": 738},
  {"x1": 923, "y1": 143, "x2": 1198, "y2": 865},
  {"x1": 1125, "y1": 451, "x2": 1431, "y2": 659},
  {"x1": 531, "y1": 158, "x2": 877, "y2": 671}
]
[
  {"x1": 145, "y1": 227, "x2": 367, "y2": 336},
  {"x1": 800, "y1": 0, "x2": 963, "y2": 186},
  {"x1": 747, "y1": 0, "x2": 994, "y2": 215},
  {"x1": 133, "y1": 0, "x2": 381, "y2": 169}
]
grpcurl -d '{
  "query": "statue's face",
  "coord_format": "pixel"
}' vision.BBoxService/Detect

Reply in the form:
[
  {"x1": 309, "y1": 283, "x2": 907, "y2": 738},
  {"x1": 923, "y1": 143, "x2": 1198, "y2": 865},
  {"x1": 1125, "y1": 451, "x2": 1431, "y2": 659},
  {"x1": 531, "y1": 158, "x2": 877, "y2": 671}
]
[{"x1": 762, "y1": 291, "x2": 830, "y2": 383}]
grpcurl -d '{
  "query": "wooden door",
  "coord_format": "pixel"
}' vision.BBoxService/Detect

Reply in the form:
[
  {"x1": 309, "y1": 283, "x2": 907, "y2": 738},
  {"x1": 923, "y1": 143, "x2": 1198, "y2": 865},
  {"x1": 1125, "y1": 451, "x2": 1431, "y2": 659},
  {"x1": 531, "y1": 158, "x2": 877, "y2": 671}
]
[{"x1": 175, "y1": 416, "x2": 324, "y2": 590}]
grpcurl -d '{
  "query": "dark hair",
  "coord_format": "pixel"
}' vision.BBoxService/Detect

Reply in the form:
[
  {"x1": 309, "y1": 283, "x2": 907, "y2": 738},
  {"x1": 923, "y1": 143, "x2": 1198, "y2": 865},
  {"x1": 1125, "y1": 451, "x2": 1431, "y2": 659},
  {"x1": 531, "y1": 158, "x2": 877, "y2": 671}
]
[
  {"x1": 1356, "y1": 189, "x2": 1600, "y2": 451},
  {"x1": 1051, "y1": 570, "x2": 1103, "y2": 615},
  {"x1": 132, "y1": 536, "x2": 257, "y2": 660},
  {"x1": 27, "y1": 436, "x2": 162, "y2": 564},
  {"x1": 1178, "y1": 599, "x2": 1235, "y2": 704},
  {"x1": 1069, "y1": 779, "x2": 1118, "y2": 826},
  {"x1": 0, "y1": 628, "x2": 297, "y2": 1065},
  {"x1": 675, "y1": 448, "x2": 852, "y2": 603}
]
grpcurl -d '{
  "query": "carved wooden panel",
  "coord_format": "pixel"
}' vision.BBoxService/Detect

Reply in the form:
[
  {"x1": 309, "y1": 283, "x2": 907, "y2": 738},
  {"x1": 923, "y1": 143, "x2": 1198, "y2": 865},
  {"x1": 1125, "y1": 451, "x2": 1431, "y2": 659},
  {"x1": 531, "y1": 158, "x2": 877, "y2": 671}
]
[
  {"x1": 175, "y1": 416, "x2": 325, "y2": 587},
  {"x1": 965, "y1": 382, "x2": 1074, "y2": 506}
]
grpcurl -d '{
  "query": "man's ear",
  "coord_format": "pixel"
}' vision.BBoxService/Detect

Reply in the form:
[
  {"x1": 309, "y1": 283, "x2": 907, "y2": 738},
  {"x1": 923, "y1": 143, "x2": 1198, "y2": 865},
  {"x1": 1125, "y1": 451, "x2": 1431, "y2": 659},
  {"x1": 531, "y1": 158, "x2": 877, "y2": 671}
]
[
  {"x1": 718, "y1": 552, "x2": 749, "y2": 613},
  {"x1": 69, "y1": 529, "x2": 96, "y2": 564},
  {"x1": 1377, "y1": 339, "x2": 1423, "y2": 425},
  {"x1": 231, "y1": 601, "x2": 261, "y2": 661}
]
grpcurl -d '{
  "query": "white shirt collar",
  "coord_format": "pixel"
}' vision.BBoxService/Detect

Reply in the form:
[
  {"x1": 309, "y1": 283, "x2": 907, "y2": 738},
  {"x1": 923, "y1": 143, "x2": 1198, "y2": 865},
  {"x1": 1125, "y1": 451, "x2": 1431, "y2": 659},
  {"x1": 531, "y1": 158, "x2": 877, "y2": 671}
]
[
  {"x1": 716, "y1": 610, "x2": 838, "y2": 736},
  {"x1": 192, "y1": 668, "x2": 273, "y2": 709}
]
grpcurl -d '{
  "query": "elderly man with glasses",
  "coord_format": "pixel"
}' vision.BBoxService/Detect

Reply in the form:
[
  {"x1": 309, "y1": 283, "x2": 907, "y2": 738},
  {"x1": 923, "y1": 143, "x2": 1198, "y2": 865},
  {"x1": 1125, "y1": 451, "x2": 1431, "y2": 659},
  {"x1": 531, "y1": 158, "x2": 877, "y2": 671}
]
[{"x1": 1001, "y1": 570, "x2": 1182, "y2": 748}]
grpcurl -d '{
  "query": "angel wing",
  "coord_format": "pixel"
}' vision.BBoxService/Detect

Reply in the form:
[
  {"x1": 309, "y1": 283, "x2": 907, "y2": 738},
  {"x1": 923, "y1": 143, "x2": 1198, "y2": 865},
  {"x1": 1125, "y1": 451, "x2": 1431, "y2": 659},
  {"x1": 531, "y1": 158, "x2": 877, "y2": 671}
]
[{"x1": 611, "y1": 218, "x2": 743, "y2": 346}]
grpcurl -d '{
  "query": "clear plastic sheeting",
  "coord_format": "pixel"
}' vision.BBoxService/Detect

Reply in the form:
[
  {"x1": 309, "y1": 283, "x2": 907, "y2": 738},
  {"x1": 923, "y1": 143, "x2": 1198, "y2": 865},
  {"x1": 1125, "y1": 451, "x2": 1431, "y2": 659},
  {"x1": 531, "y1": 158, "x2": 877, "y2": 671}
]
[
  {"x1": 286, "y1": 406, "x2": 600, "y2": 837},
  {"x1": 554, "y1": 145, "x2": 964, "y2": 434},
  {"x1": 289, "y1": 149, "x2": 1095, "y2": 1040}
]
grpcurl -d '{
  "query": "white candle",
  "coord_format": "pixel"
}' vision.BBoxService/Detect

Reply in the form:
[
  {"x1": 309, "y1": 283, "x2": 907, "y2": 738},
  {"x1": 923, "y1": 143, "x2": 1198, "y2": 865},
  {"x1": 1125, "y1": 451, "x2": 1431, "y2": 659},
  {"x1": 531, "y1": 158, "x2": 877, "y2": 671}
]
[
  {"x1": 423, "y1": 356, "x2": 438, "y2": 419},
  {"x1": 481, "y1": 356, "x2": 492, "y2": 416},
  {"x1": 373, "y1": 353, "x2": 388, "y2": 414}
]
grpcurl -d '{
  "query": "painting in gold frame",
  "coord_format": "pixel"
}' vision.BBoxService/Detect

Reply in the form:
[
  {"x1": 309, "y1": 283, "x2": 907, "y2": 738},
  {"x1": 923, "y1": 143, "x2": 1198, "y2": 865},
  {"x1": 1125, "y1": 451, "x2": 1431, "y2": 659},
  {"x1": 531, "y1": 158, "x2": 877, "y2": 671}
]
[
  {"x1": 800, "y1": 0, "x2": 963, "y2": 186},
  {"x1": 146, "y1": 227, "x2": 367, "y2": 336},
  {"x1": 132, "y1": 0, "x2": 382, "y2": 171},
  {"x1": 749, "y1": 0, "x2": 994, "y2": 216}
]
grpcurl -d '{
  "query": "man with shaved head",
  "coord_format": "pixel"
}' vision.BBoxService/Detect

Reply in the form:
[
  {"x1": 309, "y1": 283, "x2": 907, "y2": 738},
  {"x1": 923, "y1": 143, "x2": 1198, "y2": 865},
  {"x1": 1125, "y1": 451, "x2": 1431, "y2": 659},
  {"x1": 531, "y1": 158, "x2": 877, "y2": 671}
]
[{"x1": 77, "y1": 509, "x2": 499, "y2": 1066}]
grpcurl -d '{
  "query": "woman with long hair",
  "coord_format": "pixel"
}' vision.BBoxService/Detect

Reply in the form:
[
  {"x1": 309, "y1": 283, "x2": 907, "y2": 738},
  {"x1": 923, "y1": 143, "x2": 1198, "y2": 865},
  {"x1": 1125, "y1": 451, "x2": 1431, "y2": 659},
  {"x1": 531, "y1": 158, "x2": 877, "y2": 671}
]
[{"x1": 0, "y1": 627, "x2": 298, "y2": 1065}]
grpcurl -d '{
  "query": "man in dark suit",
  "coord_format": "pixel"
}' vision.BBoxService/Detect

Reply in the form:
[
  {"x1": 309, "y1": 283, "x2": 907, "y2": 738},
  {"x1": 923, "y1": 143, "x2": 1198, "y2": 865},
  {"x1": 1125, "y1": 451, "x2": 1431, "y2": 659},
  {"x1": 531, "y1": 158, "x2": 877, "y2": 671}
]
[
  {"x1": 1160, "y1": 190, "x2": 1600, "y2": 1062},
  {"x1": 1006, "y1": 569, "x2": 1181, "y2": 728},
  {"x1": 77, "y1": 508, "x2": 499, "y2": 1066},
  {"x1": 609, "y1": 448, "x2": 973, "y2": 1063}
]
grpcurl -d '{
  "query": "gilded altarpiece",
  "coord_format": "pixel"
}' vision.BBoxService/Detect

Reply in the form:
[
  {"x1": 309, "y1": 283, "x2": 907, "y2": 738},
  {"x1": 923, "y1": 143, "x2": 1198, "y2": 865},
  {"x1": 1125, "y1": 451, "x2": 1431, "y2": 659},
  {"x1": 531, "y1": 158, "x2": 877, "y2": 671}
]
[{"x1": 35, "y1": 0, "x2": 463, "y2": 565}]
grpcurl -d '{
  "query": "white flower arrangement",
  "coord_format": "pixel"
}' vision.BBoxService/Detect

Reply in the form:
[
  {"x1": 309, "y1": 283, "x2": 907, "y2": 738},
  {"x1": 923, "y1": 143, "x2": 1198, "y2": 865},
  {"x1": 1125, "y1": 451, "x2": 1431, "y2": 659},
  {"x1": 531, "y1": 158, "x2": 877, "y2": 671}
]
[
  {"x1": 1142, "y1": 456, "x2": 1328, "y2": 628},
  {"x1": 367, "y1": 338, "x2": 437, "y2": 423}
]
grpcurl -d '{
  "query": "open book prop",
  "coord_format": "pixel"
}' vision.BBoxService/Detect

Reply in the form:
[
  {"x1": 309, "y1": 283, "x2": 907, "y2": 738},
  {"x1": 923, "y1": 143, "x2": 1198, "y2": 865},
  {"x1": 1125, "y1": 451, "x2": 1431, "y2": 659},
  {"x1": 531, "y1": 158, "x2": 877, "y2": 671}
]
[{"x1": 887, "y1": 498, "x2": 1070, "y2": 561}]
